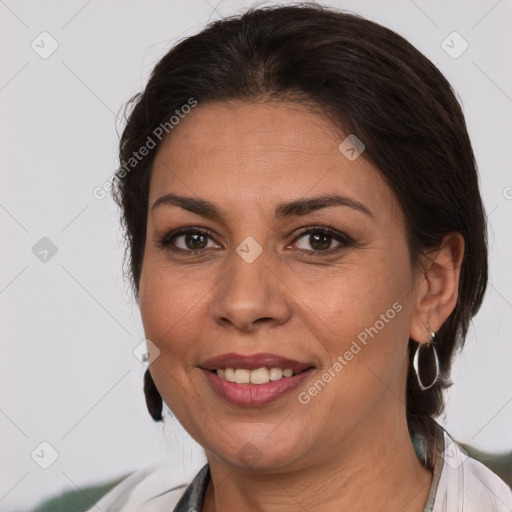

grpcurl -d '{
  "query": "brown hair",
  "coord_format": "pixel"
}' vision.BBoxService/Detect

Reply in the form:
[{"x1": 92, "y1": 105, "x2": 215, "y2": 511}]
[{"x1": 113, "y1": 3, "x2": 488, "y2": 469}]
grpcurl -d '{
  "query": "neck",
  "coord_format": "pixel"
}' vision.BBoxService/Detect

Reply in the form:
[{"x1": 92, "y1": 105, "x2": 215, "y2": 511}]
[{"x1": 202, "y1": 410, "x2": 433, "y2": 512}]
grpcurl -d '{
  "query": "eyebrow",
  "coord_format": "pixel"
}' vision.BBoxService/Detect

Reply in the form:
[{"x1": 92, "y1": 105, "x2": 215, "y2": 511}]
[{"x1": 151, "y1": 192, "x2": 372, "y2": 219}]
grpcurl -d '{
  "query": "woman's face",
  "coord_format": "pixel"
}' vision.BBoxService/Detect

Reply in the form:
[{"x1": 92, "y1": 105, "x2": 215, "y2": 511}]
[{"x1": 139, "y1": 100, "x2": 424, "y2": 472}]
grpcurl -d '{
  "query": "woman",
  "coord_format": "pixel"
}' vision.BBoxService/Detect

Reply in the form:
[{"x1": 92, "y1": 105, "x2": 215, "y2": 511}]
[{"x1": 89, "y1": 3, "x2": 512, "y2": 511}]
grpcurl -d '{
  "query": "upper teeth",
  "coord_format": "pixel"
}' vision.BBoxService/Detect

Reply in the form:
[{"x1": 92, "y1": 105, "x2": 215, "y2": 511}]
[{"x1": 217, "y1": 367, "x2": 294, "y2": 384}]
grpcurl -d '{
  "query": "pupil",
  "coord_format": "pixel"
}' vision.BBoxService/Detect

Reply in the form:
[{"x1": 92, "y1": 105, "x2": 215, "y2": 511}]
[
  {"x1": 186, "y1": 233, "x2": 207, "y2": 250},
  {"x1": 311, "y1": 233, "x2": 331, "y2": 250}
]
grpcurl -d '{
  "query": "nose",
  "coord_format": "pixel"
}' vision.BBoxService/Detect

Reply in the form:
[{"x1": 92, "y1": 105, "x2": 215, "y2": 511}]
[{"x1": 211, "y1": 246, "x2": 292, "y2": 332}]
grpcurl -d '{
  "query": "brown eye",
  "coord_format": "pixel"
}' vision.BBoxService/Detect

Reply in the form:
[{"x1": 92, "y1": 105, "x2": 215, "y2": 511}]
[
  {"x1": 180, "y1": 232, "x2": 209, "y2": 250},
  {"x1": 307, "y1": 232, "x2": 333, "y2": 250},
  {"x1": 293, "y1": 227, "x2": 353, "y2": 254},
  {"x1": 157, "y1": 228, "x2": 219, "y2": 253}
]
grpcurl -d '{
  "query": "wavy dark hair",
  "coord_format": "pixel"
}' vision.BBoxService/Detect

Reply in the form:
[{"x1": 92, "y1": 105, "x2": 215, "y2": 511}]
[{"x1": 112, "y1": 3, "x2": 488, "y2": 470}]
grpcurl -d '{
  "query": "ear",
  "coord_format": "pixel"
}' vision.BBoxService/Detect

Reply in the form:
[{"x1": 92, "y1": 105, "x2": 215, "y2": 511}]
[{"x1": 409, "y1": 232, "x2": 465, "y2": 343}]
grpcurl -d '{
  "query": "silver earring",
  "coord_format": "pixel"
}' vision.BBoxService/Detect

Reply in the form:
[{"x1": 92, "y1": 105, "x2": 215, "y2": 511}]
[{"x1": 413, "y1": 325, "x2": 439, "y2": 391}]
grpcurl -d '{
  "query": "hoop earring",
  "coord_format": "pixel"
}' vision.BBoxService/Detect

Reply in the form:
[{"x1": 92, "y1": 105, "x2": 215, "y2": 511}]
[{"x1": 413, "y1": 325, "x2": 439, "y2": 391}]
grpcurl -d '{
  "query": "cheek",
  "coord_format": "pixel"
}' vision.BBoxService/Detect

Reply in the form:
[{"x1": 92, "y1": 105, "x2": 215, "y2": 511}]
[
  {"x1": 302, "y1": 262, "x2": 399, "y2": 330},
  {"x1": 300, "y1": 250, "x2": 412, "y2": 375},
  {"x1": 138, "y1": 261, "x2": 208, "y2": 361},
  {"x1": 301, "y1": 277, "x2": 410, "y2": 420}
]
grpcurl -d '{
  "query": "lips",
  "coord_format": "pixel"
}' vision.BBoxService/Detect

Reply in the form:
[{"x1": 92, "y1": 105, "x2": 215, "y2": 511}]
[{"x1": 200, "y1": 352, "x2": 315, "y2": 407}]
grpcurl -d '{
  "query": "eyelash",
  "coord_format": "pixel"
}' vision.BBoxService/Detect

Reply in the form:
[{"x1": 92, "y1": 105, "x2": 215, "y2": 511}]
[{"x1": 156, "y1": 225, "x2": 354, "y2": 257}]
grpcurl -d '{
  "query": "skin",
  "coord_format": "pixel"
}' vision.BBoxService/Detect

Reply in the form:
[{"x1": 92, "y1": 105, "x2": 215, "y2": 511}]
[{"x1": 138, "y1": 100, "x2": 464, "y2": 511}]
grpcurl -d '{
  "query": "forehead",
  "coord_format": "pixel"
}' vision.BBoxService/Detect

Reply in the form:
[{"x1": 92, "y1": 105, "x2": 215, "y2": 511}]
[
  {"x1": 149, "y1": 100, "x2": 402, "y2": 227},
  {"x1": 154, "y1": 100, "x2": 341, "y2": 168}
]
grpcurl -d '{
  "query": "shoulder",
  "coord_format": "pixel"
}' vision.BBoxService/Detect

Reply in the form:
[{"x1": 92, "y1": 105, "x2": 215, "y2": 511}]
[
  {"x1": 459, "y1": 454, "x2": 512, "y2": 510},
  {"x1": 434, "y1": 429, "x2": 512, "y2": 511},
  {"x1": 85, "y1": 461, "x2": 198, "y2": 512}
]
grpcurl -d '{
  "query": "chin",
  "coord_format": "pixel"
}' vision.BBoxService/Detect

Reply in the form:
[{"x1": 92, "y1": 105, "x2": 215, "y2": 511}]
[{"x1": 209, "y1": 436, "x2": 306, "y2": 473}]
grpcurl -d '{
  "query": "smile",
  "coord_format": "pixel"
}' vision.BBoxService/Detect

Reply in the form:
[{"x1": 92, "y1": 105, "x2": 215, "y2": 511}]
[{"x1": 200, "y1": 353, "x2": 315, "y2": 406}]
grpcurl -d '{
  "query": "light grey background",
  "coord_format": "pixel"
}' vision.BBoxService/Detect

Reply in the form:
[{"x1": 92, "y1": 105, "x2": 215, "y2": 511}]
[{"x1": 1, "y1": 0, "x2": 511, "y2": 510}]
